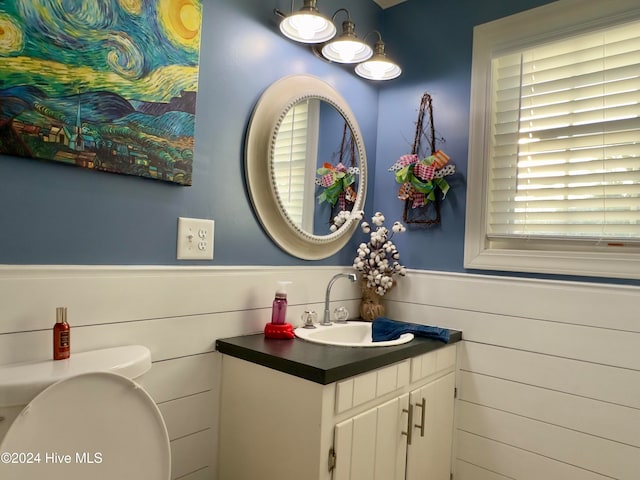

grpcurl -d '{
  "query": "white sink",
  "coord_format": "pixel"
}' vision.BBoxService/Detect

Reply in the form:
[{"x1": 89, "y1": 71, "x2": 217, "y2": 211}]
[{"x1": 294, "y1": 321, "x2": 414, "y2": 347}]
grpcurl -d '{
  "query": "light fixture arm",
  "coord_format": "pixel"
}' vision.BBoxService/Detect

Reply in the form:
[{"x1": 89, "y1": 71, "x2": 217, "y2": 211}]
[
  {"x1": 330, "y1": 8, "x2": 357, "y2": 40},
  {"x1": 362, "y1": 30, "x2": 386, "y2": 46},
  {"x1": 361, "y1": 30, "x2": 394, "y2": 59},
  {"x1": 331, "y1": 8, "x2": 351, "y2": 22}
]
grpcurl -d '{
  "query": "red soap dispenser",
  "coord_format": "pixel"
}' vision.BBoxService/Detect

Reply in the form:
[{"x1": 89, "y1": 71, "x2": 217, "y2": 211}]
[
  {"x1": 53, "y1": 306, "x2": 71, "y2": 360},
  {"x1": 264, "y1": 281, "x2": 295, "y2": 339}
]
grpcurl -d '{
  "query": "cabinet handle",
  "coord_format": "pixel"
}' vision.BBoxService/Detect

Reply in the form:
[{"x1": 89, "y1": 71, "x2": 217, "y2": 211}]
[
  {"x1": 402, "y1": 404, "x2": 414, "y2": 445},
  {"x1": 414, "y1": 398, "x2": 426, "y2": 437}
]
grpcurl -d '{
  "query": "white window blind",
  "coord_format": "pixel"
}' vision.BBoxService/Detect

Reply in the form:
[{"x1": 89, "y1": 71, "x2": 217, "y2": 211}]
[
  {"x1": 489, "y1": 20, "x2": 640, "y2": 243},
  {"x1": 272, "y1": 99, "x2": 318, "y2": 231}
]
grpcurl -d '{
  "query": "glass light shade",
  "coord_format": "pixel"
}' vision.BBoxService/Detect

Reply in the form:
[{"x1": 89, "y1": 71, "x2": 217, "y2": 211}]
[
  {"x1": 279, "y1": 1, "x2": 336, "y2": 43},
  {"x1": 355, "y1": 59, "x2": 402, "y2": 80},
  {"x1": 321, "y1": 20, "x2": 372, "y2": 63},
  {"x1": 322, "y1": 39, "x2": 373, "y2": 63},
  {"x1": 355, "y1": 41, "x2": 401, "y2": 80}
]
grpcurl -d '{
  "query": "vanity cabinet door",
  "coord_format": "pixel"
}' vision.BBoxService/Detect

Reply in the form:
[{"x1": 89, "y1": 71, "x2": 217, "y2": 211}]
[
  {"x1": 333, "y1": 393, "x2": 409, "y2": 480},
  {"x1": 406, "y1": 372, "x2": 456, "y2": 480}
]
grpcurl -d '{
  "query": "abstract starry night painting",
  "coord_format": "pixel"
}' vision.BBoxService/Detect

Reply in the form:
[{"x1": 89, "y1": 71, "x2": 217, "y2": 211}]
[{"x1": 0, "y1": 0, "x2": 202, "y2": 185}]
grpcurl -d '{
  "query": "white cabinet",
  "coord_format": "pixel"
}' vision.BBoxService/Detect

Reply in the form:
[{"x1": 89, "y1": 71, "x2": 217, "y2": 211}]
[
  {"x1": 334, "y1": 394, "x2": 409, "y2": 480},
  {"x1": 406, "y1": 373, "x2": 456, "y2": 480},
  {"x1": 333, "y1": 373, "x2": 455, "y2": 480},
  {"x1": 217, "y1": 344, "x2": 456, "y2": 480}
]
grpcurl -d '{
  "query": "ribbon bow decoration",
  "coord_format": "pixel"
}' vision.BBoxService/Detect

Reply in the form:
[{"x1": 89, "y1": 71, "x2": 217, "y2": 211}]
[
  {"x1": 388, "y1": 150, "x2": 455, "y2": 208},
  {"x1": 315, "y1": 162, "x2": 359, "y2": 210}
]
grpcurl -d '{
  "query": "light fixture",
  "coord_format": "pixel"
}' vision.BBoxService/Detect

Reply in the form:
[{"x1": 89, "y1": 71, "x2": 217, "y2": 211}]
[
  {"x1": 355, "y1": 34, "x2": 402, "y2": 81},
  {"x1": 278, "y1": 0, "x2": 336, "y2": 44},
  {"x1": 275, "y1": 7, "x2": 401, "y2": 81},
  {"x1": 320, "y1": 9, "x2": 373, "y2": 64}
]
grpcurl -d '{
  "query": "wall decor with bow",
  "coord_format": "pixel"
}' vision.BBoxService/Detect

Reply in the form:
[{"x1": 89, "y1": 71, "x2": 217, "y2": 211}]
[
  {"x1": 316, "y1": 122, "x2": 360, "y2": 231},
  {"x1": 388, "y1": 93, "x2": 455, "y2": 225}
]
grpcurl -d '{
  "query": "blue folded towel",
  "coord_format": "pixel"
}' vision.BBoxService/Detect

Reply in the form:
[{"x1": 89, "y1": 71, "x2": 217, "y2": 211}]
[{"x1": 372, "y1": 317, "x2": 450, "y2": 343}]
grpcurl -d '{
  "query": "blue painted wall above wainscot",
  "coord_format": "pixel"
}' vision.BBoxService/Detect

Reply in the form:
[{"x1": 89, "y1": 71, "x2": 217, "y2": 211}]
[
  {"x1": 1, "y1": 0, "x2": 637, "y2": 287},
  {"x1": 0, "y1": 0, "x2": 380, "y2": 266},
  {"x1": 373, "y1": 0, "x2": 560, "y2": 272},
  {"x1": 372, "y1": 0, "x2": 640, "y2": 286}
]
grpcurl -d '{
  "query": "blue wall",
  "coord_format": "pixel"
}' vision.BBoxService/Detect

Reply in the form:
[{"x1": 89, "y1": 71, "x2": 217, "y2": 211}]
[
  {"x1": 0, "y1": 0, "x2": 380, "y2": 265},
  {"x1": 373, "y1": 0, "x2": 557, "y2": 272},
  {"x1": 2, "y1": 0, "x2": 638, "y2": 286},
  {"x1": 374, "y1": 0, "x2": 639, "y2": 286}
]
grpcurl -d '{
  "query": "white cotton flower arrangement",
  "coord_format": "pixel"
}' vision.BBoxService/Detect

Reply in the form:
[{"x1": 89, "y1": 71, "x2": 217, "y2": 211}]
[
  {"x1": 352, "y1": 211, "x2": 407, "y2": 296},
  {"x1": 329, "y1": 210, "x2": 352, "y2": 232}
]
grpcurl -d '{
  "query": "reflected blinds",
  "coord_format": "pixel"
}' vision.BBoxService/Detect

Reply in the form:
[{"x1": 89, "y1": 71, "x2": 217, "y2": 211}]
[
  {"x1": 273, "y1": 100, "x2": 311, "y2": 229},
  {"x1": 489, "y1": 20, "x2": 640, "y2": 242}
]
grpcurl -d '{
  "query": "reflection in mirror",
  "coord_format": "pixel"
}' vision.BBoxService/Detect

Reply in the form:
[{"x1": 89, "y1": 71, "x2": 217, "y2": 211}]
[
  {"x1": 273, "y1": 99, "x2": 318, "y2": 233},
  {"x1": 273, "y1": 99, "x2": 359, "y2": 236},
  {"x1": 314, "y1": 111, "x2": 359, "y2": 234}
]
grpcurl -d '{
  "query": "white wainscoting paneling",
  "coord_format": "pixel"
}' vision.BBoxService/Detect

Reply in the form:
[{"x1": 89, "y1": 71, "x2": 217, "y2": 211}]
[
  {"x1": 385, "y1": 270, "x2": 640, "y2": 480},
  {"x1": 4, "y1": 266, "x2": 638, "y2": 479},
  {"x1": 0, "y1": 266, "x2": 359, "y2": 480}
]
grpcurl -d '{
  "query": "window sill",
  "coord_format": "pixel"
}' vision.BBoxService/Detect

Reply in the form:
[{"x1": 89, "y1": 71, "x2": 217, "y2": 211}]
[{"x1": 464, "y1": 246, "x2": 640, "y2": 280}]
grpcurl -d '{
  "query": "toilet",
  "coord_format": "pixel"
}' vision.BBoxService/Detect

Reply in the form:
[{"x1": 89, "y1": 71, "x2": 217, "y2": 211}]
[{"x1": 0, "y1": 346, "x2": 170, "y2": 480}]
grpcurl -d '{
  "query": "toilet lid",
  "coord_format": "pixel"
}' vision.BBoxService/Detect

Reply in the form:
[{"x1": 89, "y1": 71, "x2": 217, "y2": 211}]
[{"x1": 0, "y1": 372, "x2": 170, "y2": 480}]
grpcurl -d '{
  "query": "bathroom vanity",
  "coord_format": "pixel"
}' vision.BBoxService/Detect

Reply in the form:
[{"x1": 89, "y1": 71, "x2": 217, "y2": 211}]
[{"x1": 216, "y1": 329, "x2": 461, "y2": 480}]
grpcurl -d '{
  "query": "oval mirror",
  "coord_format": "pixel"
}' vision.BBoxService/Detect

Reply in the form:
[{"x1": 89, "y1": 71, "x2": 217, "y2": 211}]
[{"x1": 245, "y1": 75, "x2": 367, "y2": 260}]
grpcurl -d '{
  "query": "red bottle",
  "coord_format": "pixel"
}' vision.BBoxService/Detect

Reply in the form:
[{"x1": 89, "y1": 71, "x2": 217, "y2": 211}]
[
  {"x1": 53, "y1": 307, "x2": 70, "y2": 360},
  {"x1": 270, "y1": 281, "x2": 291, "y2": 325},
  {"x1": 264, "y1": 281, "x2": 295, "y2": 339}
]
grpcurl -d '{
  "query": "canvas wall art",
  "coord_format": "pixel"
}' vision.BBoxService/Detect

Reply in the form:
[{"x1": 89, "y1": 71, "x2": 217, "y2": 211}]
[{"x1": 0, "y1": 0, "x2": 202, "y2": 185}]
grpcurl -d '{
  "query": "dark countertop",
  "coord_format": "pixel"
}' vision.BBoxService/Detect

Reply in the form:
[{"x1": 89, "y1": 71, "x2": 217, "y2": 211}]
[{"x1": 216, "y1": 329, "x2": 462, "y2": 385}]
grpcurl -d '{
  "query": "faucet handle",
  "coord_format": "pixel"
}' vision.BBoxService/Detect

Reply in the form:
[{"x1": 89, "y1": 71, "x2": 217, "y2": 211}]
[
  {"x1": 334, "y1": 306, "x2": 349, "y2": 323},
  {"x1": 301, "y1": 310, "x2": 318, "y2": 329}
]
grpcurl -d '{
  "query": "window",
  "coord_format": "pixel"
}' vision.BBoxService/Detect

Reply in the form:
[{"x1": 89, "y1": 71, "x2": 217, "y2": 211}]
[
  {"x1": 272, "y1": 99, "x2": 319, "y2": 232},
  {"x1": 465, "y1": 0, "x2": 640, "y2": 279}
]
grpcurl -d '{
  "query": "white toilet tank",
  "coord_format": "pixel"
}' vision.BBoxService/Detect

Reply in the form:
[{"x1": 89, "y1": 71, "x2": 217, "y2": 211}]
[
  {"x1": 0, "y1": 345, "x2": 151, "y2": 439},
  {"x1": 0, "y1": 346, "x2": 170, "y2": 480}
]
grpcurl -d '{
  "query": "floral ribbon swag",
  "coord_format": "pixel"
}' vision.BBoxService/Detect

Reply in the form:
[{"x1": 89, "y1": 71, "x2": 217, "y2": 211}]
[
  {"x1": 315, "y1": 162, "x2": 359, "y2": 212},
  {"x1": 315, "y1": 122, "x2": 360, "y2": 231},
  {"x1": 390, "y1": 92, "x2": 455, "y2": 224},
  {"x1": 389, "y1": 149, "x2": 455, "y2": 209}
]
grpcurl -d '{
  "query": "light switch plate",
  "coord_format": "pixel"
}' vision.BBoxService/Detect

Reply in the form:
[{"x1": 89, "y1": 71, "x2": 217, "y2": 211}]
[{"x1": 177, "y1": 217, "x2": 214, "y2": 260}]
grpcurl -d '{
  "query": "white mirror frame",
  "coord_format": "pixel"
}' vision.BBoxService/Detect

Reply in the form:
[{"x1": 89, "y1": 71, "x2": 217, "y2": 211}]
[{"x1": 245, "y1": 75, "x2": 368, "y2": 260}]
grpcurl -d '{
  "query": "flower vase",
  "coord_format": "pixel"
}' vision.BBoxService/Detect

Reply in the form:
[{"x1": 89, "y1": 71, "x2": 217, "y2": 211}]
[{"x1": 359, "y1": 282, "x2": 385, "y2": 321}]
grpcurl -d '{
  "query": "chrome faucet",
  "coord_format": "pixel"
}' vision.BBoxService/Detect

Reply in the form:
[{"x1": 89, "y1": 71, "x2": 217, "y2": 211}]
[{"x1": 322, "y1": 273, "x2": 357, "y2": 326}]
